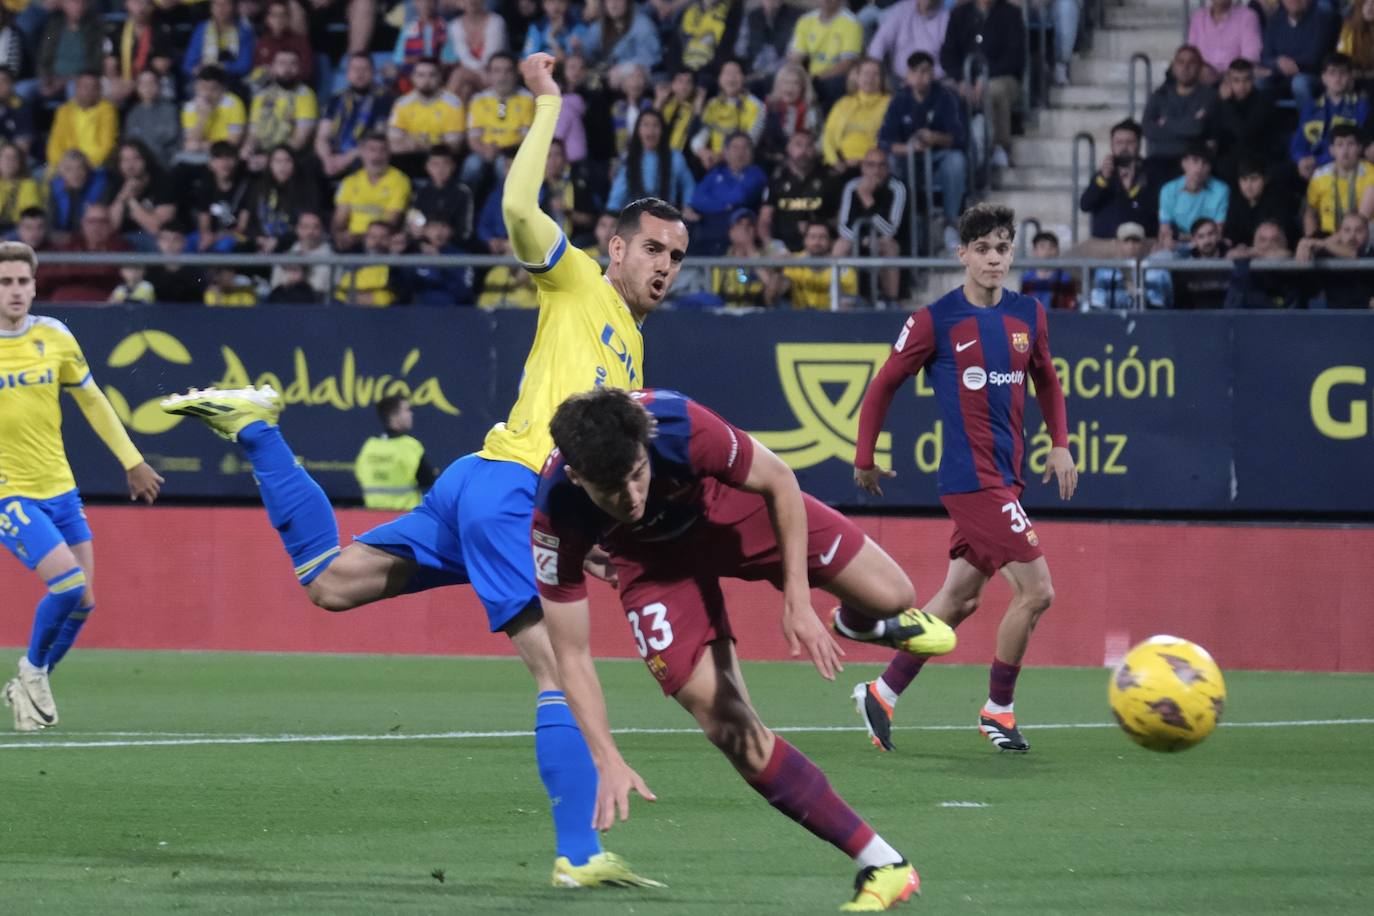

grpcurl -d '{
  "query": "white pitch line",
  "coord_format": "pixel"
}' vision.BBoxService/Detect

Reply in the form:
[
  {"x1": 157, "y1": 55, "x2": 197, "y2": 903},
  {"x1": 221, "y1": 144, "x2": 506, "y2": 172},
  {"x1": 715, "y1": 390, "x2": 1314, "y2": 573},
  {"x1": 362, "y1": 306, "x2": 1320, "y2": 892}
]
[{"x1": 1, "y1": 718, "x2": 1371, "y2": 751}]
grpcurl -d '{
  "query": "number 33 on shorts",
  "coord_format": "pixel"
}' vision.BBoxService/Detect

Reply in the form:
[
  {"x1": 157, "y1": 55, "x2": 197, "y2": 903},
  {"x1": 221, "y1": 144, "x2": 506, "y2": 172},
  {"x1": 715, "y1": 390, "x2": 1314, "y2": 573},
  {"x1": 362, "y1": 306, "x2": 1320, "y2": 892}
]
[{"x1": 627, "y1": 602, "x2": 674, "y2": 657}]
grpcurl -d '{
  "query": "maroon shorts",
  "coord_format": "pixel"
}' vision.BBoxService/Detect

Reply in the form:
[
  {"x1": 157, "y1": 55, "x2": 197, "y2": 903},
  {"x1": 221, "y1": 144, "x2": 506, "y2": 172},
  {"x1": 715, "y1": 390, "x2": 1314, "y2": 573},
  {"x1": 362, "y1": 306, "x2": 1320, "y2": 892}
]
[
  {"x1": 614, "y1": 490, "x2": 866, "y2": 695},
  {"x1": 940, "y1": 485, "x2": 1045, "y2": 578}
]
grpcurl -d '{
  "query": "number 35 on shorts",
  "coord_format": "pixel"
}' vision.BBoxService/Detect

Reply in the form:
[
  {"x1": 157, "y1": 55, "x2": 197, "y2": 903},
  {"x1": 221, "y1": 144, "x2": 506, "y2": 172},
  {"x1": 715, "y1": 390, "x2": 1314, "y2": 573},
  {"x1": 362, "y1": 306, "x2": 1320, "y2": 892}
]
[
  {"x1": 1001, "y1": 500, "x2": 1033, "y2": 533},
  {"x1": 627, "y1": 602, "x2": 674, "y2": 657}
]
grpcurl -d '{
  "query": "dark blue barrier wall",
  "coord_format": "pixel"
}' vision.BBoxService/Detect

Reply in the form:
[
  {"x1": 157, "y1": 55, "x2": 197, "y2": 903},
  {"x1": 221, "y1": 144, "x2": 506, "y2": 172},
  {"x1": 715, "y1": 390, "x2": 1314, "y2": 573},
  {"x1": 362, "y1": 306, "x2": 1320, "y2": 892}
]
[{"x1": 45, "y1": 307, "x2": 1373, "y2": 514}]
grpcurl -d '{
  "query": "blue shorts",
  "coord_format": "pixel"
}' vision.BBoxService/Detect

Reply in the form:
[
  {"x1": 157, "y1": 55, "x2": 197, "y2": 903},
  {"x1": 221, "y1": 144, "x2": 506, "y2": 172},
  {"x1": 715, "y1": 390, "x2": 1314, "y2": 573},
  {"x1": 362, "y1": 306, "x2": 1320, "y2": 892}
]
[
  {"x1": 355, "y1": 454, "x2": 539, "y2": 632},
  {"x1": 0, "y1": 489, "x2": 93, "y2": 571}
]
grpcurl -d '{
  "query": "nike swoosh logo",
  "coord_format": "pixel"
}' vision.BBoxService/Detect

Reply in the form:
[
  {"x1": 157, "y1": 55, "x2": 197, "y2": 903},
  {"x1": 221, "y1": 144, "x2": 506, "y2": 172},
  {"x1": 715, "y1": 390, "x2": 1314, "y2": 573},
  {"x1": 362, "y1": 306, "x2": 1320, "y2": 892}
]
[
  {"x1": 819, "y1": 534, "x2": 842, "y2": 566},
  {"x1": 955, "y1": 340, "x2": 977, "y2": 352}
]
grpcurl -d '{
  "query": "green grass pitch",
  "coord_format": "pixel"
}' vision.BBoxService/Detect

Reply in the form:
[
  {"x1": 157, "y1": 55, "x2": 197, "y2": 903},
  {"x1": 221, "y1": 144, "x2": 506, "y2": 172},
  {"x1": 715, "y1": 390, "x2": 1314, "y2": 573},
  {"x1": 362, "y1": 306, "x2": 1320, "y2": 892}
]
[{"x1": 1, "y1": 650, "x2": 1371, "y2": 914}]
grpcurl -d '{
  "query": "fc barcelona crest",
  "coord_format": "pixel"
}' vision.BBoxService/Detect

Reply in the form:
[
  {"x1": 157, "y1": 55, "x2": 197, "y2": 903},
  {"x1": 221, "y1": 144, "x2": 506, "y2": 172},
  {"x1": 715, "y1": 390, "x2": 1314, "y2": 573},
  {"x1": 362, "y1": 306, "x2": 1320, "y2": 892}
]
[{"x1": 1011, "y1": 331, "x2": 1030, "y2": 354}]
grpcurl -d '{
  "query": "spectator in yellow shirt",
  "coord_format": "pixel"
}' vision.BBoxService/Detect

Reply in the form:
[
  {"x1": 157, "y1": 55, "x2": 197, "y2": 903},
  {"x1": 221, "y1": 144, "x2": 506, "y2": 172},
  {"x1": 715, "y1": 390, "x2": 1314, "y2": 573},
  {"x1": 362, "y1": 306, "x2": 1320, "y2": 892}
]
[
  {"x1": 462, "y1": 52, "x2": 534, "y2": 186},
  {"x1": 334, "y1": 221, "x2": 397, "y2": 306},
  {"x1": 691, "y1": 59, "x2": 765, "y2": 172},
  {"x1": 782, "y1": 221, "x2": 858, "y2": 309},
  {"x1": 204, "y1": 266, "x2": 259, "y2": 306},
  {"x1": 334, "y1": 133, "x2": 412, "y2": 246},
  {"x1": 821, "y1": 58, "x2": 889, "y2": 169},
  {"x1": 388, "y1": 57, "x2": 466, "y2": 161},
  {"x1": 179, "y1": 65, "x2": 247, "y2": 162},
  {"x1": 46, "y1": 72, "x2": 117, "y2": 169},
  {"x1": 243, "y1": 49, "x2": 318, "y2": 169},
  {"x1": 0, "y1": 142, "x2": 44, "y2": 233},
  {"x1": 787, "y1": 0, "x2": 864, "y2": 105}
]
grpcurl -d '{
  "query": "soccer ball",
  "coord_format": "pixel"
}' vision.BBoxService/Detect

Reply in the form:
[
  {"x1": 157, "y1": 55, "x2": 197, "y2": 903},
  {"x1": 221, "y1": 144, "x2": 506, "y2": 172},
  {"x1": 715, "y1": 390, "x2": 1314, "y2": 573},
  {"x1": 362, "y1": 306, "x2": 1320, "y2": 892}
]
[{"x1": 1108, "y1": 635, "x2": 1226, "y2": 752}]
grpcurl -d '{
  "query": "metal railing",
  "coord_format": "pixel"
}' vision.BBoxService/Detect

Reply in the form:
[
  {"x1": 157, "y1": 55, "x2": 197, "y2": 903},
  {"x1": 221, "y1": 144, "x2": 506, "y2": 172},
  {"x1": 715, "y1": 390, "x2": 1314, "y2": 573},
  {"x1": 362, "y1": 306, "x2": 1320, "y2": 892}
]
[
  {"x1": 1070, "y1": 131, "x2": 1097, "y2": 245},
  {"x1": 35, "y1": 250, "x2": 1374, "y2": 314},
  {"x1": 904, "y1": 146, "x2": 933, "y2": 257},
  {"x1": 1128, "y1": 53, "x2": 1154, "y2": 121},
  {"x1": 1018, "y1": 218, "x2": 1043, "y2": 255}
]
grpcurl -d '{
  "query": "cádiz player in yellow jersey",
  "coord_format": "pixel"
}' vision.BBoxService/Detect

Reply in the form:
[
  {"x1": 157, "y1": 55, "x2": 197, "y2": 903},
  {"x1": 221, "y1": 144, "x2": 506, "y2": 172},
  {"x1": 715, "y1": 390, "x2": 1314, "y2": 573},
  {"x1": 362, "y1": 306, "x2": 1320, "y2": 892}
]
[
  {"x1": 0, "y1": 242, "x2": 163, "y2": 732},
  {"x1": 160, "y1": 53, "x2": 689, "y2": 888}
]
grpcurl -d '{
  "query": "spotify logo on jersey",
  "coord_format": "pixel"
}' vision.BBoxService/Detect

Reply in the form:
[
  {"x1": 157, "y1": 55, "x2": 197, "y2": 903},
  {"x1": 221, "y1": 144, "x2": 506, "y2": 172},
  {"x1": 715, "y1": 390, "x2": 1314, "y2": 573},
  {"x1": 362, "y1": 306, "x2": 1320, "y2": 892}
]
[{"x1": 962, "y1": 366, "x2": 987, "y2": 390}]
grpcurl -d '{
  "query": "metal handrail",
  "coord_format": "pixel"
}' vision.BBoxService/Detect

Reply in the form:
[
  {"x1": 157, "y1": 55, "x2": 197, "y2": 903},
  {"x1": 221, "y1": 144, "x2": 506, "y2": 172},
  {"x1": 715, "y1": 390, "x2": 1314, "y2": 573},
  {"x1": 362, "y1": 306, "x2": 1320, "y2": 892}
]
[
  {"x1": 1128, "y1": 53, "x2": 1153, "y2": 121},
  {"x1": 34, "y1": 251, "x2": 1374, "y2": 272},
  {"x1": 903, "y1": 146, "x2": 934, "y2": 257},
  {"x1": 1070, "y1": 131, "x2": 1097, "y2": 245},
  {"x1": 1182, "y1": 0, "x2": 1196, "y2": 43},
  {"x1": 1018, "y1": 217, "x2": 1043, "y2": 256}
]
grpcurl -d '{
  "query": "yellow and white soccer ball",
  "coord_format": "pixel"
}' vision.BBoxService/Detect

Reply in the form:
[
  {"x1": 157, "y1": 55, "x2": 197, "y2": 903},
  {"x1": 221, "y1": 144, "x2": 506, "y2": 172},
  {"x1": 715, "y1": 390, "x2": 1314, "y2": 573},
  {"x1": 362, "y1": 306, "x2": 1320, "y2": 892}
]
[{"x1": 1108, "y1": 635, "x2": 1226, "y2": 752}]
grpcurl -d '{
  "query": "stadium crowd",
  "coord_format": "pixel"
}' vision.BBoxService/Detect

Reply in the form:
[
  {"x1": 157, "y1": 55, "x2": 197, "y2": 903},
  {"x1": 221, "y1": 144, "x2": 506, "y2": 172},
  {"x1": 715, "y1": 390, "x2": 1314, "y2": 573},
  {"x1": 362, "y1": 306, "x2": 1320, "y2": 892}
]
[
  {"x1": 1077, "y1": 0, "x2": 1374, "y2": 310},
  {"x1": 1, "y1": 0, "x2": 1370, "y2": 309}
]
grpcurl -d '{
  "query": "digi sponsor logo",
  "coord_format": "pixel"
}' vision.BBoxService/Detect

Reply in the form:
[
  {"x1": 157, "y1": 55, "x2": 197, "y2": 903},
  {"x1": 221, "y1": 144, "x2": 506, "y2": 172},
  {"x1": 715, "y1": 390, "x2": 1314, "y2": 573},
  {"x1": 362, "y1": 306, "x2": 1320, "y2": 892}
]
[
  {"x1": 533, "y1": 545, "x2": 559, "y2": 585},
  {"x1": 0, "y1": 369, "x2": 54, "y2": 390},
  {"x1": 532, "y1": 529, "x2": 560, "y2": 549}
]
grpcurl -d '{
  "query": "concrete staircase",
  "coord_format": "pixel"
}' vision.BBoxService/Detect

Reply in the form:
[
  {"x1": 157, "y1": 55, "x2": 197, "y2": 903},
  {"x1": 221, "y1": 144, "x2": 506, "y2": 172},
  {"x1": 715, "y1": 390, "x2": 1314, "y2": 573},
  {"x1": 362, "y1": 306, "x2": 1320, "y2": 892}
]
[{"x1": 914, "y1": 0, "x2": 1190, "y2": 295}]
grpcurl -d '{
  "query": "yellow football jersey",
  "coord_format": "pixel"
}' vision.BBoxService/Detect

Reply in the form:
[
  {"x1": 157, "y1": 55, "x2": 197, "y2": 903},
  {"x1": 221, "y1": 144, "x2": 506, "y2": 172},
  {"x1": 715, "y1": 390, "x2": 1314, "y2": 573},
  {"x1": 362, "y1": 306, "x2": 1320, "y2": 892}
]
[
  {"x1": 0, "y1": 315, "x2": 92, "y2": 500},
  {"x1": 477, "y1": 239, "x2": 644, "y2": 472},
  {"x1": 388, "y1": 90, "x2": 465, "y2": 148},
  {"x1": 466, "y1": 89, "x2": 535, "y2": 148}
]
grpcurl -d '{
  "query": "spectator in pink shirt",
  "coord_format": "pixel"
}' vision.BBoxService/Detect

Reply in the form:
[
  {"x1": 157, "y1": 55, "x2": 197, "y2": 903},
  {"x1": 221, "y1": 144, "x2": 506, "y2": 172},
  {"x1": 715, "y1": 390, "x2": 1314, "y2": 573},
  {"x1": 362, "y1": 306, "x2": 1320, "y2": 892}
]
[
  {"x1": 554, "y1": 56, "x2": 589, "y2": 163},
  {"x1": 1189, "y1": 0, "x2": 1263, "y2": 83},
  {"x1": 868, "y1": 0, "x2": 949, "y2": 84}
]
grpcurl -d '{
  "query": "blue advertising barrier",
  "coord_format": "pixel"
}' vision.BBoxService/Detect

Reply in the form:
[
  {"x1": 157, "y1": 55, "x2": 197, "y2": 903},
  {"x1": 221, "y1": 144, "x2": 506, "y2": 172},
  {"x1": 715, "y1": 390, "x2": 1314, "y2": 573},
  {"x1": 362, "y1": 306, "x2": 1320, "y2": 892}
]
[{"x1": 40, "y1": 306, "x2": 1373, "y2": 514}]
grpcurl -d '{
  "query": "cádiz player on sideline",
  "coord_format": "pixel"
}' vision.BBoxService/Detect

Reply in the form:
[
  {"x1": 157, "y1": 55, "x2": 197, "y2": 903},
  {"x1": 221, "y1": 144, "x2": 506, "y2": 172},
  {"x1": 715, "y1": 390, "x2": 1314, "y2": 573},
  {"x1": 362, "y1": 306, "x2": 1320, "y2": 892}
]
[
  {"x1": 844, "y1": 204, "x2": 1078, "y2": 755},
  {"x1": 0, "y1": 241, "x2": 164, "y2": 732},
  {"x1": 160, "y1": 53, "x2": 688, "y2": 887}
]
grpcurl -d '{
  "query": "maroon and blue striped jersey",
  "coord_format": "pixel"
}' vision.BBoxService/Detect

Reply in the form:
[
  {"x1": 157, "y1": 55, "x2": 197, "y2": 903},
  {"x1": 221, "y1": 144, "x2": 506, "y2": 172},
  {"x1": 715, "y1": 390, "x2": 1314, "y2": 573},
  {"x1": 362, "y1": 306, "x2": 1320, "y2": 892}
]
[
  {"x1": 856, "y1": 287, "x2": 1069, "y2": 495},
  {"x1": 531, "y1": 389, "x2": 755, "y2": 601}
]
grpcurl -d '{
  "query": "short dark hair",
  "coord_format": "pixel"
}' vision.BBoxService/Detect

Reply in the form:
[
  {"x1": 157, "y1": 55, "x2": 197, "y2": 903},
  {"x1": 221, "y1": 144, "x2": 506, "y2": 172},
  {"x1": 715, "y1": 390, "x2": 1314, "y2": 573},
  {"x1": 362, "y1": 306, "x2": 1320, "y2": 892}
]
[
  {"x1": 1236, "y1": 158, "x2": 1265, "y2": 179},
  {"x1": 1324, "y1": 52, "x2": 1353, "y2": 71},
  {"x1": 906, "y1": 51, "x2": 935, "y2": 72},
  {"x1": 1032, "y1": 230, "x2": 1059, "y2": 248},
  {"x1": 376, "y1": 394, "x2": 409, "y2": 428},
  {"x1": 427, "y1": 144, "x2": 456, "y2": 161},
  {"x1": 18, "y1": 206, "x2": 45, "y2": 222},
  {"x1": 1182, "y1": 142, "x2": 1211, "y2": 163},
  {"x1": 414, "y1": 56, "x2": 440, "y2": 71},
  {"x1": 1227, "y1": 58, "x2": 1254, "y2": 74},
  {"x1": 615, "y1": 197, "x2": 685, "y2": 240},
  {"x1": 210, "y1": 140, "x2": 238, "y2": 159},
  {"x1": 197, "y1": 65, "x2": 227, "y2": 85},
  {"x1": 1110, "y1": 118, "x2": 1142, "y2": 140},
  {"x1": 957, "y1": 203, "x2": 1016, "y2": 245},
  {"x1": 489, "y1": 51, "x2": 516, "y2": 69},
  {"x1": 1189, "y1": 217, "x2": 1217, "y2": 235},
  {"x1": 1331, "y1": 123, "x2": 1361, "y2": 143},
  {"x1": 549, "y1": 389, "x2": 654, "y2": 491}
]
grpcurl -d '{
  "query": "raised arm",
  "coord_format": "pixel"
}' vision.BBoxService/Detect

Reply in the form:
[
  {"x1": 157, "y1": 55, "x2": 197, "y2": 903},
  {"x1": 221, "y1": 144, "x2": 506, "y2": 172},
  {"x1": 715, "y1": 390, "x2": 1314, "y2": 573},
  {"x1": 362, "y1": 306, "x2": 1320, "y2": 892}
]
[{"x1": 503, "y1": 54, "x2": 566, "y2": 271}]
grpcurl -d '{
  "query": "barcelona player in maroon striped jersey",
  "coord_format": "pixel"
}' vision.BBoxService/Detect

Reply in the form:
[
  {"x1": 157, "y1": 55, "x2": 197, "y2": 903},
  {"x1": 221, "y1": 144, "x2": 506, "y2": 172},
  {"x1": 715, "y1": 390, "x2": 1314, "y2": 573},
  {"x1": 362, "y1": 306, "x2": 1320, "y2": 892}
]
[
  {"x1": 533, "y1": 388, "x2": 960, "y2": 911},
  {"x1": 842, "y1": 203, "x2": 1079, "y2": 754}
]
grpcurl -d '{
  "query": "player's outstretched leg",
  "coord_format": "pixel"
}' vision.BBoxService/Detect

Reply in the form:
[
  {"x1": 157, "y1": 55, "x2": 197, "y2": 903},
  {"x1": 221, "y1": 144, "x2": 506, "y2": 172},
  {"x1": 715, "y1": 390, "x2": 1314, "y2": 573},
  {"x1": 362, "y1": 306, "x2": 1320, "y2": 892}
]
[
  {"x1": 675, "y1": 639, "x2": 919, "y2": 911},
  {"x1": 849, "y1": 557, "x2": 989, "y2": 751},
  {"x1": 977, "y1": 557, "x2": 1055, "y2": 753},
  {"x1": 503, "y1": 608, "x2": 662, "y2": 888},
  {"x1": 825, "y1": 537, "x2": 957, "y2": 659},
  {"x1": 162, "y1": 386, "x2": 342, "y2": 587}
]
